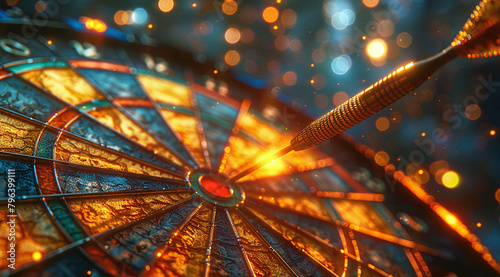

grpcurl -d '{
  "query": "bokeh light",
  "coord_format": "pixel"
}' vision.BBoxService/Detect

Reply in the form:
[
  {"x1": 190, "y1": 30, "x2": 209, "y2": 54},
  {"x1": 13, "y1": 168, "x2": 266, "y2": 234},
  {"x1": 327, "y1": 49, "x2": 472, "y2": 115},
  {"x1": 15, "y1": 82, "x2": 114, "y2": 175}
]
[
  {"x1": 281, "y1": 9, "x2": 297, "y2": 27},
  {"x1": 224, "y1": 28, "x2": 241, "y2": 44},
  {"x1": 442, "y1": 171, "x2": 460, "y2": 188},
  {"x1": 465, "y1": 104, "x2": 482, "y2": 120},
  {"x1": 397, "y1": 32, "x2": 412, "y2": 48},
  {"x1": 32, "y1": 251, "x2": 42, "y2": 261},
  {"x1": 35, "y1": 1, "x2": 47, "y2": 12},
  {"x1": 224, "y1": 50, "x2": 240, "y2": 66},
  {"x1": 283, "y1": 71, "x2": 297, "y2": 86},
  {"x1": 240, "y1": 6, "x2": 258, "y2": 24},
  {"x1": 312, "y1": 49, "x2": 326, "y2": 63},
  {"x1": 375, "y1": 116, "x2": 390, "y2": 131},
  {"x1": 314, "y1": 93, "x2": 329, "y2": 109},
  {"x1": 362, "y1": 0, "x2": 379, "y2": 8},
  {"x1": 199, "y1": 21, "x2": 213, "y2": 35},
  {"x1": 158, "y1": 0, "x2": 174, "y2": 13},
  {"x1": 114, "y1": 10, "x2": 127, "y2": 25},
  {"x1": 289, "y1": 39, "x2": 302, "y2": 52},
  {"x1": 81, "y1": 17, "x2": 107, "y2": 33},
  {"x1": 331, "y1": 11, "x2": 349, "y2": 30},
  {"x1": 390, "y1": 111, "x2": 402, "y2": 123},
  {"x1": 331, "y1": 55, "x2": 352, "y2": 75},
  {"x1": 446, "y1": 214, "x2": 457, "y2": 225},
  {"x1": 378, "y1": 20, "x2": 394, "y2": 37},
  {"x1": 132, "y1": 8, "x2": 148, "y2": 24},
  {"x1": 240, "y1": 29, "x2": 254, "y2": 43},
  {"x1": 275, "y1": 35, "x2": 290, "y2": 51},
  {"x1": 333, "y1": 91, "x2": 349, "y2": 106},
  {"x1": 263, "y1": 6, "x2": 279, "y2": 23},
  {"x1": 311, "y1": 74, "x2": 326, "y2": 90},
  {"x1": 222, "y1": 0, "x2": 238, "y2": 15},
  {"x1": 367, "y1": 39, "x2": 387, "y2": 58},
  {"x1": 375, "y1": 151, "x2": 390, "y2": 166}
]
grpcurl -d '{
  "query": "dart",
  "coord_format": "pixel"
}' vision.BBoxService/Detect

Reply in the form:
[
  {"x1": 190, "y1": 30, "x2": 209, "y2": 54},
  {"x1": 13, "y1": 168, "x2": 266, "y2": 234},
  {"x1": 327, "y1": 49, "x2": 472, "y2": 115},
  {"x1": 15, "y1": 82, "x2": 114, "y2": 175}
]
[
  {"x1": 2, "y1": 0, "x2": 500, "y2": 276},
  {"x1": 227, "y1": 0, "x2": 500, "y2": 183}
]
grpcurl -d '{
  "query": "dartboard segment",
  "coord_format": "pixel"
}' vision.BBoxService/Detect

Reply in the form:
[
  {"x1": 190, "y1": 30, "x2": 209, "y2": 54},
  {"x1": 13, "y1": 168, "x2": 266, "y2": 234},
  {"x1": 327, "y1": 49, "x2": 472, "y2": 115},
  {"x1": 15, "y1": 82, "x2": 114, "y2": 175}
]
[{"x1": 0, "y1": 6, "x2": 498, "y2": 276}]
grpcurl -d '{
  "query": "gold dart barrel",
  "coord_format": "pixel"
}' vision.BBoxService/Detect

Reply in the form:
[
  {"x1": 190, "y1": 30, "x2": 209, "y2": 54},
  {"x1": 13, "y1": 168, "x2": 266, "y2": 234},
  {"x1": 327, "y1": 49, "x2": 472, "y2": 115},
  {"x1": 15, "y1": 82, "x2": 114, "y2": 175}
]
[
  {"x1": 291, "y1": 0, "x2": 499, "y2": 151},
  {"x1": 290, "y1": 46, "x2": 459, "y2": 151}
]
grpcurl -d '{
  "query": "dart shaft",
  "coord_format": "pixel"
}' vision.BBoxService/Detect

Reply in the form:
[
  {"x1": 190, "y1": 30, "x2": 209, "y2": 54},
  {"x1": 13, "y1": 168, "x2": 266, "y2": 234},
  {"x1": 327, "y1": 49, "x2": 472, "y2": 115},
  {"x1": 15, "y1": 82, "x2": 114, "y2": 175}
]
[{"x1": 290, "y1": 45, "x2": 459, "y2": 151}]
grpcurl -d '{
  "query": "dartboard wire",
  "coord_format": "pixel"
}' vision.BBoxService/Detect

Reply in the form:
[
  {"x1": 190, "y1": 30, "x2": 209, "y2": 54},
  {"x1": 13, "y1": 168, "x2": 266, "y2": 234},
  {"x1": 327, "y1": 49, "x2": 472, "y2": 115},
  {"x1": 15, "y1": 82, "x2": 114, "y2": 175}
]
[
  {"x1": 240, "y1": 205, "x2": 341, "y2": 277},
  {"x1": 5, "y1": 63, "x2": 188, "y2": 175},
  {"x1": 372, "y1": 201, "x2": 434, "y2": 273},
  {"x1": 0, "y1": 188, "x2": 193, "y2": 204},
  {"x1": 0, "y1": 155, "x2": 185, "y2": 196},
  {"x1": 24, "y1": 193, "x2": 194, "y2": 277},
  {"x1": 225, "y1": 209, "x2": 258, "y2": 277},
  {"x1": 300, "y1": 163, "x2": 443, "y2": 270},
  {"x1": 5, "y1": 194, "x2": 198, "y2": 276},
  {"x1": 133, "y1": 68, "x2": 202, "y2": 169},
  {"x1": 37, "y1": 192, "x2": 75, "y2": 242},
  {"x1": 12, "y1": 139, "x2": 92, "y2": 254},
  {"x1": 38, "y1": 182, "x2": 141, "y2": 272},
  {"x1": 273, "y1": 156, "x2": 337, "y2": 175},
  {"x1": 36, "y1": 35, "x2": 194, "y2": 171},
  {"x1": 234, "y1": 208, "x2": 302, "y2": 277},
  {"x1": 411, "y1": 250, "x2": 432, "y2": 277},
  {"x1": 0, "y1": 151, "x2": 186, "y2": 189},
  {"x1": 52, "y1": 103, "x2": 188, "y2": 182},
  {"x1": 246, "y1": 195, "x2": 446, "y2": 258},
  {"x1": 0, "y1": 104, "x2": 185, "y2": 179},
  {"x1": 299, "y1": 165, "x2": 394, "y2": 275},
  {"x1": 34, "y1": 131, "x2": 65, "y2": 195},
  {"x1": 140, "y1": 200, "x2": 205, "y2": 276},
  {"x1": 31, "y1": 137, "x2": 85, "y2": 243},
  {"x1": 3, "y1": 75, "x2": 187, "y2": 177},
  {"x1": 69, "y1": 68, "x2": 194, "y2": 170},
  {"x1": 348, "y1": 230, "x2": 363, "y2": 277},
  {"x1": 203, "y1": 206, "x2": 217, "y2": 277},
  {"x1": 185, "y1": 69, "x2": 212, "y2": 169},
  {"x1": 244, "y1": 190, "x2": 385, "y2": 203},
  {"x1": 334, "y1": 217, "x2": 446, "y2": 258},
  {"x1": 340, "y1": 133, "x2": 500, "y2": 273},
  {"x1": 337, "y1": 226, "x2": 352, "y2": 277},
  {"x1": 404, "y1": 248, "x2": 426, "y2": 277},
  {"x1": 242, "y1": 203, "x2": 394, "y2": 277},
  {"x1": 299, "y1": 166, "x2": 370, "y2": 197},
  {"x1": 216, "y1": 99, "x2": 251, "y2": 173},
  {"x1": 30, "y1": 164, "x2": 192, "y2": 275}
]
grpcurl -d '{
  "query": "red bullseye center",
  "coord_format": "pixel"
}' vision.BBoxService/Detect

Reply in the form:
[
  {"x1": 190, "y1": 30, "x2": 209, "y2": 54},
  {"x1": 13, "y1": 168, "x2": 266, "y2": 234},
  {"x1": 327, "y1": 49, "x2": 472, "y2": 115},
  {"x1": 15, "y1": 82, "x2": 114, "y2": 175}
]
[{"x1": 200, "y1": 176, "x2": 232, "y2": 198}]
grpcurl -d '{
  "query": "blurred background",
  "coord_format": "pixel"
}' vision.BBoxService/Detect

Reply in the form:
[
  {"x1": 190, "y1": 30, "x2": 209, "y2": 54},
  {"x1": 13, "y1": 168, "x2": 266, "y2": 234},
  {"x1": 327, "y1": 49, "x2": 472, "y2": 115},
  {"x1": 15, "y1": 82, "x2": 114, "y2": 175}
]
[{"x1": 3, "y1": 0, "x2": 500, "y2": 266}]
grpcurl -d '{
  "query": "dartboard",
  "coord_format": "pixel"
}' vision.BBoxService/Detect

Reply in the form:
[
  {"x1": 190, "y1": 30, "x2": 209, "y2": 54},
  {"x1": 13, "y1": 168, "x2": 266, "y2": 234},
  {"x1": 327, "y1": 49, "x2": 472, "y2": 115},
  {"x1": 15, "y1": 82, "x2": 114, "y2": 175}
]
[{"x1": 0, "y1": 15, "x2": 496, "y2": 277}]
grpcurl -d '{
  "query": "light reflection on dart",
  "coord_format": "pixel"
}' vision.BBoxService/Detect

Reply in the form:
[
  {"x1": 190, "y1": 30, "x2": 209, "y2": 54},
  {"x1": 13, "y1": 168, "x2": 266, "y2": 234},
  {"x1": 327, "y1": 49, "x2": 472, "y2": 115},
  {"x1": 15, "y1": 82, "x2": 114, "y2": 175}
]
[{"x1": 227, "y1": 0, "x2": 500, "y2": 184}]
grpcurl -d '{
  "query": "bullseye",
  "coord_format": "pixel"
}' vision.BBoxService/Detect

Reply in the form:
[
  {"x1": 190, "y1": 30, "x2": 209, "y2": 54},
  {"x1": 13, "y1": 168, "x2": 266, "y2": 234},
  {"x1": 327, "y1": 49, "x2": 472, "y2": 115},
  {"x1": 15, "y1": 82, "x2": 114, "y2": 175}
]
[
  {"x1": 186, "y1": 169, "x2": 244, "y2": 206},
  {"x1": 199, "y1": 175, "x2": 233, "y2": 198}
]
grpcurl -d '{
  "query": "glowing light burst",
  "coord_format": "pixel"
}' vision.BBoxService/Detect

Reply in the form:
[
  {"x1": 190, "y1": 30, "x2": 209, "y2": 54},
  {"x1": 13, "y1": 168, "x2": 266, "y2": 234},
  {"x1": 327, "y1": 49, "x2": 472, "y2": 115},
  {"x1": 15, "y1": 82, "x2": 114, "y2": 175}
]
[
  {"x1": 367, "y1": 39, "x2": 387, "y2": 58},
  {"x1": 442, "y1": 171, "x2": 460, "y2": 188}
]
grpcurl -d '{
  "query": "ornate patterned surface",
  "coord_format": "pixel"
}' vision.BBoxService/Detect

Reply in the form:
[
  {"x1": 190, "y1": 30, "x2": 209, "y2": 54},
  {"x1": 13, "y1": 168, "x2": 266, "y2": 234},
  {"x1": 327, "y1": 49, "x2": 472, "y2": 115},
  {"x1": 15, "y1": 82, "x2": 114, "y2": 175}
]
[{"x1": 0, "y1": 18, "x2": 496, "y2": 277}]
